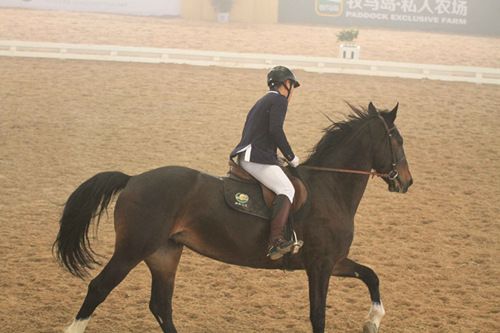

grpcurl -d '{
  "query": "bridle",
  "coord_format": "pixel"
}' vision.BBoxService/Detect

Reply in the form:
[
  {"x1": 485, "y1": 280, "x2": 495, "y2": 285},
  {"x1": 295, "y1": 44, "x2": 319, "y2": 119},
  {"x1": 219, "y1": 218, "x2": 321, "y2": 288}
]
[
  {"x1": 377, "y1": 115, "x2": 400, "y2": 181},
  {"x1": 300, "y1": 115, "x2": 401, "y2": 180}
]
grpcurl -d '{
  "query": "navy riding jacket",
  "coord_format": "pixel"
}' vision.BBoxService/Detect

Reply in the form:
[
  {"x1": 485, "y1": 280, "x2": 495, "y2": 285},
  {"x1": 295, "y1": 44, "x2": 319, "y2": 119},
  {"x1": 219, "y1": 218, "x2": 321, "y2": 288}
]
[{"x1": 230, "y1": 89, "x2": 295, "y2": 165}]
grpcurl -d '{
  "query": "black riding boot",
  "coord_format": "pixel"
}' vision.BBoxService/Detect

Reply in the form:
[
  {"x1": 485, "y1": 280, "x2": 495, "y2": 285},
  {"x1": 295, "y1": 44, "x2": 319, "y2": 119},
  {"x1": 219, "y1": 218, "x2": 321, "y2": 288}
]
[{"x1": 268, "y1": 195, "x2": 296, "y2": 260}]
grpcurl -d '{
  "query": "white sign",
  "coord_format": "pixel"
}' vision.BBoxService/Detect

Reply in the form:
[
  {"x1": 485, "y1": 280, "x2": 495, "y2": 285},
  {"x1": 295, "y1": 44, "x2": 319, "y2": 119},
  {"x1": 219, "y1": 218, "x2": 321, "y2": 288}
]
[
  {"x1": 0, "y1": 0, "x2": 181, "y2": 16},
  {"x1": 341, "y1": 0, "x2": 468, "y2": 25}
]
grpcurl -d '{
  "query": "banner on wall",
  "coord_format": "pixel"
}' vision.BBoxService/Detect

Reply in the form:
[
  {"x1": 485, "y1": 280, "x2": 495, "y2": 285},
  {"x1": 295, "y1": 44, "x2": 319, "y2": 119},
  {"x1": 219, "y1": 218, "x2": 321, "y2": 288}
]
[
  {"x1": 279, "y1": 0, "x2": 500, "y2": 36},
  {"x1": 0, "y1": 0, "x2": 181, "y2": 16}
]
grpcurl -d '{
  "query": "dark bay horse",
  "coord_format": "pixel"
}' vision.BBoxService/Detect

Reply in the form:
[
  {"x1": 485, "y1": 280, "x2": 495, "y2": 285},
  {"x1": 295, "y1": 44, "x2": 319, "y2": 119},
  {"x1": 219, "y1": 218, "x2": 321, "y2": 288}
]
[{"x1": 54, "y1": 102, "x2": 412, "y2": 333}]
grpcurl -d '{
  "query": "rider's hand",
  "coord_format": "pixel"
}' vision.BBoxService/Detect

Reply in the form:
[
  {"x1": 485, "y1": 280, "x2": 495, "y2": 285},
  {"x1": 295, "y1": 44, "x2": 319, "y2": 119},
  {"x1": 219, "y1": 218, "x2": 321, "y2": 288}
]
[
  {"x1": 289, "y1": 156, "x2": 299, "y2": 168},
  {"x1": 277, "y1": 156, "x2": 287, "y2": 166}
]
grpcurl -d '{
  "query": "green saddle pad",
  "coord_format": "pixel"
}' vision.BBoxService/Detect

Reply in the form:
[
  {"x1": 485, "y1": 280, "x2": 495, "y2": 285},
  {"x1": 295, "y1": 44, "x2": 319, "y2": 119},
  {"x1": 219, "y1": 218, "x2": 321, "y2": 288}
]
[{"x1": 223, "y1": 177, "x2": 271, "y2": 220}]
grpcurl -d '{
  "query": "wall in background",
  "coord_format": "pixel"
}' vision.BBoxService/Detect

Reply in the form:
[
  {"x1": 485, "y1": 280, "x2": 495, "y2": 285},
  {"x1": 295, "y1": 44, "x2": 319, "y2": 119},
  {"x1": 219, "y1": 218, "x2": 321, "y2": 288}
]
[{"x1": 0, "y1": 0, "x2": 181, "y2": 16}]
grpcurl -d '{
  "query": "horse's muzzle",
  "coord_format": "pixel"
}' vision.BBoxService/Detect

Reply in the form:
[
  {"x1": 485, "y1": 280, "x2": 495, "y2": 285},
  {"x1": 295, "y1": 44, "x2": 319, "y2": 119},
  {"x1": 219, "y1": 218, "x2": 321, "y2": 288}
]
[{"x1": 388, "y1": 167, "x2": 413, "y2": 193}]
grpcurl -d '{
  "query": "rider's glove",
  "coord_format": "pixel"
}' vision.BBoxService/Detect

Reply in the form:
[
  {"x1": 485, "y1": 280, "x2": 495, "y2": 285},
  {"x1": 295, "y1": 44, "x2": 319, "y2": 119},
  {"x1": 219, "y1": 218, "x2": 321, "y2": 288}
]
[{"x1": 289, "y1": 156, "x2": 299, "y2": 168}]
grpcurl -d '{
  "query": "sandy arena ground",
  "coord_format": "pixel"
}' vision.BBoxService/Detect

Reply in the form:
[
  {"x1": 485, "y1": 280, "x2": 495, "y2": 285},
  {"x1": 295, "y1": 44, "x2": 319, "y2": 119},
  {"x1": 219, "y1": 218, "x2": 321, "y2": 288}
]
[{"x1": 0, "y1": 8, "x2": 499, "y2": 333}]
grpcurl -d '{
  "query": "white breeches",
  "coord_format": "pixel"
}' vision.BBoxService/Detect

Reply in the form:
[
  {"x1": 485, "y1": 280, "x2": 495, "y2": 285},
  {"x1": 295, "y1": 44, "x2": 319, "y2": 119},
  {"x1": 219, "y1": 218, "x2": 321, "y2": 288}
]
[{"x1": 238, "y1": 159, "x2": 295, "y2": 203}]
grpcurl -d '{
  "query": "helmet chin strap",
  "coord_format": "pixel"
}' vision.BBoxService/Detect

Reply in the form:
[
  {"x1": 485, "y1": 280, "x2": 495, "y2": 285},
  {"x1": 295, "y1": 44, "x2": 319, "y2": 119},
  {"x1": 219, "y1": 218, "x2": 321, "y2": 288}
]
[{"x1": 284, "y1": 80, "x2": 292, "y2": 99}]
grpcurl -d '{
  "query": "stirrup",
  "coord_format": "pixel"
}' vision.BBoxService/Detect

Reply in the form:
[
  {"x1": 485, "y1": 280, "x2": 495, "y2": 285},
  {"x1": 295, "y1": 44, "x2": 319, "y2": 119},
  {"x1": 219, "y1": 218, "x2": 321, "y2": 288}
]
[
  {"x1": 267, "y1": 232, "x2": 303, "y2": 260},
  {"x1": 290, "y1": 231, "x2": 304, "y2": 254}
]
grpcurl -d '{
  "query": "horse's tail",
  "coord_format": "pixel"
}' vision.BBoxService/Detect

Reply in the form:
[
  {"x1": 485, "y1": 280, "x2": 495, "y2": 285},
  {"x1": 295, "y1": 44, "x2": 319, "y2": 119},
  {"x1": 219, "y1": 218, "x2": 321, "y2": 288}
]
[{"x1": 52, "y1": 171, "x2": 132, "y2": 279}]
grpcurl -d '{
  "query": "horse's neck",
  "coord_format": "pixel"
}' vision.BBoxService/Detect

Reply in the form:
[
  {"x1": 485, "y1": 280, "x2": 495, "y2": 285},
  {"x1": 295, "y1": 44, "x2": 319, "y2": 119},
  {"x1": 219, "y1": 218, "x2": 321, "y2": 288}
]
[{"x1": 309, "y1": 137, "x2": 372, "y2": 215}]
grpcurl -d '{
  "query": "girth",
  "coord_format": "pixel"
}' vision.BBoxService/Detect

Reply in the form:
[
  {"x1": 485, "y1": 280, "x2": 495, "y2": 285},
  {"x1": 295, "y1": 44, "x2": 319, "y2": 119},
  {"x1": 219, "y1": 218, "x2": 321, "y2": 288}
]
[{"x1": 227, "y1": 160, "x2": 307, "y2": 214}]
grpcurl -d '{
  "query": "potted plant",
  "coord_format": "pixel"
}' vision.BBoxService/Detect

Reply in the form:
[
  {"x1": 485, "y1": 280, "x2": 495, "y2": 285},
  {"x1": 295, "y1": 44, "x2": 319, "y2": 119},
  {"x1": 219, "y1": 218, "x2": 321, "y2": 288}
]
[
  {"x1": 211, "y1": 0, "x2": 234, "y2": 22},
  {"x1": 336, "y1": 29, "x2": 360, "y2": 59},
  {"x1": 336, "y1": 29, "x2": 359, "y2": 45}
]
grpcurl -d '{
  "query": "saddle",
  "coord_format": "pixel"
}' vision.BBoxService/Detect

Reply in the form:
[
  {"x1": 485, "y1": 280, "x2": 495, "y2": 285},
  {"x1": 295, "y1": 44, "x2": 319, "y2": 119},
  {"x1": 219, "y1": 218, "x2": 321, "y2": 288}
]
[{"x1": 227, "y1": 160, "x2": 308, "y2": 214}]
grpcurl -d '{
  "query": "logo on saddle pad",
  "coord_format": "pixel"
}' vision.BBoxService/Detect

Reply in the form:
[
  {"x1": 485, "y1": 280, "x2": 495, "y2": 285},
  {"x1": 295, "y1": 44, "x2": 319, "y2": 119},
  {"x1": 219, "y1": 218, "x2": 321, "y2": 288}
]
[
  {"x1": 224, "y1": 178, "x2": 271, "y2": 219},
  {"x1": 235, "y1": 192, "x2": 249, "y2": 205}
]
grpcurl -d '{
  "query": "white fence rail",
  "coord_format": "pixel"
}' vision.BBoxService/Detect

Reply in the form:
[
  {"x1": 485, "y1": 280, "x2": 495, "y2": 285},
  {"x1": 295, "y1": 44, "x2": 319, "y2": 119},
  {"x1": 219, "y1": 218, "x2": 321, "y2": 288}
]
[{"x1": 1, "y1": 40, "x2": 499, "y2": 85}]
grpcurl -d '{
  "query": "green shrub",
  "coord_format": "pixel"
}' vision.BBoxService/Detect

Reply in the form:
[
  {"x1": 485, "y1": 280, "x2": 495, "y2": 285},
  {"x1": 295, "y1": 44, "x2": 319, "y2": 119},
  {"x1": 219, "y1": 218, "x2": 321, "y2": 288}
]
[{"x1": 336, "y1": 29, "x2": 359, "y2": 43}]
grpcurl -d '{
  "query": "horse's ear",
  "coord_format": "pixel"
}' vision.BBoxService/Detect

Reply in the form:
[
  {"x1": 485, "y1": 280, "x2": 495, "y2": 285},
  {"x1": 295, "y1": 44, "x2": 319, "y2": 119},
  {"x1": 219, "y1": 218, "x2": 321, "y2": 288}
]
[
  {"x1": 368, "y1": 102, "x2": 377, "y2": 114},
  {"x1": 388, "y1": 103, "x2": 399, "y2": 122}
]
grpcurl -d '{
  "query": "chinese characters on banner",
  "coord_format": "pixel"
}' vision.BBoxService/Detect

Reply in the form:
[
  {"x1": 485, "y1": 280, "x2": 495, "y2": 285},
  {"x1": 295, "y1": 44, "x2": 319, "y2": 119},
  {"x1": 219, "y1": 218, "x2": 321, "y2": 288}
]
[
  {"x1": 342, "y1": 0, "x2": 467, "y2": 15},
  {"x1": 316, "y1": 0, "x2": 468, "y2": 26}
]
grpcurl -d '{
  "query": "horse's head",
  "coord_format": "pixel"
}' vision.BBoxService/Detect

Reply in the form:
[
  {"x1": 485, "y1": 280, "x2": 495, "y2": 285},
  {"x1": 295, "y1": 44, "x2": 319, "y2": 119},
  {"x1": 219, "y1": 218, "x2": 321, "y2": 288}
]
[{"x1": 369, "y1": 102, "x2": 413, "y2": 193}]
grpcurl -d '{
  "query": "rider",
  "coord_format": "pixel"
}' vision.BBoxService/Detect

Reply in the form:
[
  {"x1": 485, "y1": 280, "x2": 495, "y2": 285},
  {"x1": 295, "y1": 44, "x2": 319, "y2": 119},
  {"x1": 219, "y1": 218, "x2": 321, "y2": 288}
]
[{"x1": 230, "y1": 65, "x2": 303, "y2": 260}]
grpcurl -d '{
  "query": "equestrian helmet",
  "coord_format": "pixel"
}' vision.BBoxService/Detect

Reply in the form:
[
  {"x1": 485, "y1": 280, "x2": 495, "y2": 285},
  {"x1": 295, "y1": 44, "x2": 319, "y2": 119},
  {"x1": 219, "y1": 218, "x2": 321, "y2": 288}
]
[{"x1": 267, "y1": 66, "x2": 300, "y2": 88}]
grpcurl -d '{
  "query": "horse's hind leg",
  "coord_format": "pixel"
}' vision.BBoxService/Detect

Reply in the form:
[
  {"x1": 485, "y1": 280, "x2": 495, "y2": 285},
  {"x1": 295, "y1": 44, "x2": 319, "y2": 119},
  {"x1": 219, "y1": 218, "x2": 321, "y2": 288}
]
[
  {"x1": 65, "y1": 253, "x2": 142, "y2": 333},
  {"x1": 144, "y1": 239, "x2": 184, "y2": 333},
  {"x1": 332, "y1": 258, "x2": 385, "y2": 333}
]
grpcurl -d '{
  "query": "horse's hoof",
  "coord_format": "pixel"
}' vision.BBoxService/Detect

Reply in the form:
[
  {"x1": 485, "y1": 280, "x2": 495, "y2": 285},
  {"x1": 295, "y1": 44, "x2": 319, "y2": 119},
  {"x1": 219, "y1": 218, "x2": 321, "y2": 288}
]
[{"x1": 363, "y1": 321, "x2": 378, "y2": 333}]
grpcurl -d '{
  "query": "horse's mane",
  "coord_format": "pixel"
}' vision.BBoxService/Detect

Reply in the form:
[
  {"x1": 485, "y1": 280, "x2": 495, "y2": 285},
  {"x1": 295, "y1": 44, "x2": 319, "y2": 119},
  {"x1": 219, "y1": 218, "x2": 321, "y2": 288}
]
[{"x1": 303, "y1": 103, "x2": 384, "y2": 166}]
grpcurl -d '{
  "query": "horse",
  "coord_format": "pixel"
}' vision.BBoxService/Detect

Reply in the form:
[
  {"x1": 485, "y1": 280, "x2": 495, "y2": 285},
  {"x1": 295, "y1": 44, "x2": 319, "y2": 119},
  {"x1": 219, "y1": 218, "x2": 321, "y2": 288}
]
[{"x1": 53, "y1": 102, "x2": 413, "y2": 333}]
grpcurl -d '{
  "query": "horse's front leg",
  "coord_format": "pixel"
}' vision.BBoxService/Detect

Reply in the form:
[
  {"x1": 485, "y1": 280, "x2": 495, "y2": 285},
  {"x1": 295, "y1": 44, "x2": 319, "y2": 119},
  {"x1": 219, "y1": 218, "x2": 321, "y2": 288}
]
[
  {"x1": 332, "y1": 257, "x2": 385, "y2": 333},
  {"x1": 305, "y1": 259, "x2": 335, "y2": 333}
]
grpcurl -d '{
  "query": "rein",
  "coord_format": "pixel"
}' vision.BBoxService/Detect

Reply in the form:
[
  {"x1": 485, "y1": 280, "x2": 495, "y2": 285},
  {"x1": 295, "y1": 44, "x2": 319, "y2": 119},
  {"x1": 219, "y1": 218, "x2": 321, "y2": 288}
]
[{"x1": 299, "y1": 165, "x2": 390, "y2": 178}]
